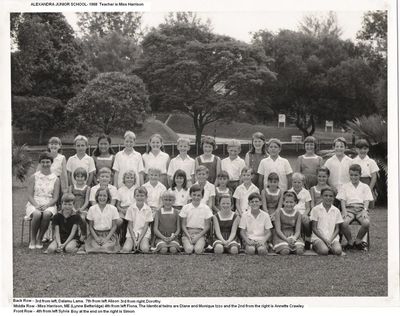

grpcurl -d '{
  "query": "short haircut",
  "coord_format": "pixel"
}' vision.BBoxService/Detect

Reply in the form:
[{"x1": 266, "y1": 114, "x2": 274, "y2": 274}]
[
  {"x1": 226, "y1": 139, "x2": 241, "y2": 148},
  {"x1": 321, "y1": 187, "x2": 336, "y2": 196},
  {"x1": 217, "y1": 171, "x2": 230, "y2": 179},
  {"x1": 267, "y1": 172, "x2": 279, "y2": 181},
  {"x1": 195, "y1": 165, "x2": 209, "y2": 174},
  {"x1": 189, "y1": 184, "x2": 204, "y2": 196},
  {"x1": 317, "y1": 166, "x2": 330, "y2": 176},
  {"x1": 98, "y1": 167, "x2": 112, "y2": 176},
  {"x1": 171, "y1": 169, "x2": 187, "y2": 190},
  {"x1": 177, "y1": 137, "x2": 190, "y2": 146},
  {"x1": 61, "y1": 193, "x2": 75, "y2": 203},
  {"x1": 349, "y1": 164, "x2": 362, "y2": 175},
  {"x1": 48, "y1": 136, "x2": 62, "y2": 146},
  {"x1": 333, "y1": 137, "x2": 347, "y2": 147},
  {"x1": 218, "y1": 194, "x2": 232, "y2": 204},
  {"x1": 73, "y1": 167, "x2": 88, "y2": 180},
  {"x1": 122, "y1": 170, "x2": 136, "y2": 184},
  {"x1": 241, "y1": 167, "x2": 253, "y2": 175},
  {"x1": 38, "y1": 152, "x2": 54, "y2": 163},
  {"x1": 282, "y1": 191, "x2": 299, "y2": 204},
  {"x1": 95, "y1": 188, "x2": 111, "y2": 204},
  {"x1": 304, "y1": 136, "x2": 317, "y2": 145},
  {"x1": 124, "y1": 130, "x2": 136, "y2": 140},
  {"x1": 148, "y1": 168, "x2": 161, "y2": 175},
  {"x1": 355, "y1": 139, "x2": 370, "y2": 149},
  {"x1": 161, "y1": 191, "x2": 176, "y2": 200},
  {"x1": 134, "y1": 186, "x2": 148, "y2": 197},
  {"x1": 74, "y1": 135, "x2": 88, "y2": 146},
  {"x1": 292, "y1": 172, "x2": 305, "y2": 182},
  {"x1": 248, "y1": 192, "x2": 262, "y2": 202},
  {"x1": 267, "y1": 138, "x2": 282, "y2": 148},
  {"x1": 201, "y1": 136, "x2": 217, "y2": 150}
]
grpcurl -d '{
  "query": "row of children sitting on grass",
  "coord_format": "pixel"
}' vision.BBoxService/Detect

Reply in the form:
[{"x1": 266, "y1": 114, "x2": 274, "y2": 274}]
[{"x1": 26, "y1": 131, "x2": 378, "y2": 254}]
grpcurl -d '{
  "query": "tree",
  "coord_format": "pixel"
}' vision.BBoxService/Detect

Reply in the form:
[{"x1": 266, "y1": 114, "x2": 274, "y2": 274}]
[
  {"x1": 299, "y1": 11, "x2": 343, "y2": 38},
  {"x1": 136, "y1": 14, "x2": 275, "y2": 148},
  {"x1": 66, "y1": 72, "x2": 150, "y2": 135}
]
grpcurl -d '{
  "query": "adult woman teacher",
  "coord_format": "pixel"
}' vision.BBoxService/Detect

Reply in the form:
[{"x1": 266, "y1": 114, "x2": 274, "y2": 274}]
[{"x1": 25, "y1": 152, "x2": 60, "y2": 249}]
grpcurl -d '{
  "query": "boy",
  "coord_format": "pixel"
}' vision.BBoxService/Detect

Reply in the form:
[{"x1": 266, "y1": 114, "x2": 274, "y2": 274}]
[
  {"x1": 239, "y1": 192, "x2": 273, "y2": 255},
  {"x1": 233, "y1": 168, "x2": 260, "y2": 215},
  {"x1": 337, "y1": 164, "x2": 374, "y2": 251},
  {"x1": 89, "y1": 167, "x2": 118, "y2": 207},
  {"x1": 66, "y1": 135, "x2": 96, "y2": 186},
  {"x1": 221, "y1": 139, "x2": 246, "y2": 192},
  {"x1": 310, "y1": 187, "x2": 343, "y2": 256},
  {"x1": 194, "y1": 165, "x2": 216, "y2": 209},
  {"x1": 179, "y1": 184, "x2": 213, "y2": 254},
  {"x1": 143, "y1": 168, "x2": 167, "y2": 213},
  {"x1": 167, "y1": 137, "x2": 195, "y2": 187},
  {"x1": 47, "y1": 193, "x2": 80, "y2": 254},
  {"x1": 113, "y1": 131, "x2": 144, "y2": 189}
]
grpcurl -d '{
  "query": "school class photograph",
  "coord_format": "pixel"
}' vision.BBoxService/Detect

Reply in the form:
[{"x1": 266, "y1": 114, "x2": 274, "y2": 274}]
[{"x1": 10, "y1": 9, "x2": 389, "y2": 298}]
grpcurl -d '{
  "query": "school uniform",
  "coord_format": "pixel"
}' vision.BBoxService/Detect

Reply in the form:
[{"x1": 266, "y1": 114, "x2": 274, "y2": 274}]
[
  {"x1": 263, "y1": 188, "x2": 282, "y2": 216},
  {"x1": 167, "y1": 155, "x2": 195, "y2": 186},
  {"x1": 71, "y1": 184, "x2": 89, "y2": 210},
  {"x1": 89, "y1": 184, "x2": 119, "y2": 203},
  {"x1": 113, "y1": 149, "x2": 144, "y2": 188},
  {"x1": 298, "y1": 154, "x2": 323, "y2": 189},
  {"x1": 352, "y1": 155, "x2": 379, "y2": 185},
  {"x1": 154, "y1": 208, "x2": 181, "y2": 249},
  {"x1": 117, "y1": 185, "x2": 137, "y2": 210},
  {"x1": 125, "y1": 203, "x2": 153, "y2": 239},
  {"x1": 143, "y1": 181, "x2": 167, "y2": 210},
  {"x1": 66, "y1": 154, "x2": 96, "y2": 186},
  {"x1": 221, "y1": 156, "x2": 246, "y2": 191},
  {"x1": 195, "y1": 155, "x2": 220, "y2": 184},
  {"x1": 310, "y1": 204, "x2": 343, "y2": 243},
  {"x1": 194, "y1": 181, "x2": 216, "y2": 206},
  {"x1": 258, "y1": 156, "x2": 292, "y2": 191},
  {"x1": 289, "y1": 188, "x2": 312, "y2": 215},
  {"x1": 167, "y1": 187, "x2": 190, "y2": 210},
  {"x1": 142, "y1": 151, "x2": 170, "y2": 186},
  {"x1": 324, "y1": 155, "x2": 353, "y2": 192},
  {"x1": 233, "y1": 183, "x2": 260, "y2": 213},
  {"x1": 273, "y1": 208, "x2": 304, "y2": 253},
  {"x1": 239, "y1": 210, "x2": 273, "y2": 243}
]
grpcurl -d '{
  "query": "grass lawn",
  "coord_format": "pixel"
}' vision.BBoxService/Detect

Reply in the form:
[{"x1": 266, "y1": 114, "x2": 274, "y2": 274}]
[{"x1": 13, "y1": 179, "x2": 387, "y2": 298}]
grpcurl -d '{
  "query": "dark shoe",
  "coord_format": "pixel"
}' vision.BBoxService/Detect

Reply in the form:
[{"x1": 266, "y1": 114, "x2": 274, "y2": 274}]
[
  {"x1": 355, "y1": 242, "x2": 368, "y2": 252},
  {"x1": 304, "y1": 241, "x2": 311, "y2": 250}
]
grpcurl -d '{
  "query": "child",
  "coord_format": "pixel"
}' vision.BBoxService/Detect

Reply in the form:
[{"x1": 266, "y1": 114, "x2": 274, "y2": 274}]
[
  {"x1": 195, "y1": 136, "x2": 221, "y2": 184},
  {"x1": 113, "y1": 131, "x2": 144, "y2": 189},
  {"x1": 212, "y1": 195, "x2": 240, "y2": 254},
  {"x1": 167, "y1": 137, "x2": 195, "y2": 187},
  {"x1": 297, "y1": 136, "x2": 323, "y2": 189},
  {"x1": 239, "y1": 192, "x2": 273, "y2": 255},
  {"x1": 92, "y1": 135, "x2": 115, "y2": 185},
  {"x1": 324, "y1": 137, "x2": 353, "y2": 193},
  {"x1": 258, "y1": 138, "x2": 293, "y2": 191},
  {"x1": 153, "y1": 192, "x2": 181, "y2": 253},
  {"x1": 167, "y1": 169, "x2": 190, "y2": 210},
  {"x1": 194, "y1": 166, "x2": 215, "y2": 209},
  {"x1": 142, "y1": 134, "x2": 170, "y2": 187},
  {"x1": 179, "y1": 184, "x2": 213, "y2": 254},
  {"x1": 337, "y1": 164, "x2": 374, "y2": 251},
  {"x1": 213, "y1": 171, "x2": 232, "y2": 214},
  {"x1": 45, "y1": 136, "x2": 68, "y2": 193},
  {"x1": 310, "y1": 187, "x2": 343, "y2": 256},
  {"x1": 47, "y1": 193, "x2": 80, "y2": 254},
  {"x1": 89, "y1": 167, "x2": 118, "y2": 206},
  {"x1": 221, "y1": 139, "x2": 246, "y2": 193},
  {"x1": 244, "y1": 132, "x2": 268, "y2": 189},
  {"x1": 66, "y1": 135, "x2": 96, "y2": 187},
  {"x1": 310, "y1": 167, "x2": 331, "y2": 208},
  {"x1": 143, "y1": 168, "x2": 167, "y2": 213},
  {"x1": 273, "y1": 191, "x2": 304, "y2": 255},
  {"x1": 121, "y1": 187, "x2": 153, "y2": 253},
  {"x1": 233, "y1": 168, "x2": 260, "y2": 215},
  {"x1": 261, "y1": 172, "x2": 283, "y2": 221},
  {"x1": 85, "y1": 188, "x2": 121, "y2": 253}
]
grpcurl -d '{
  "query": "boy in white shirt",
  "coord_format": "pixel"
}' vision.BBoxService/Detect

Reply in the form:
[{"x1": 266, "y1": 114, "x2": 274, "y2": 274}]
[
  {"x1": 167, "y1": 137, "x2": 195, "y2": 187},
  {"x1": 143, "y1": 168, "x2": 167, "y2": 213},
  {"x1": 221, "y1": 139, "x2": 246, "y2": 192},
  {"x1": 233, "y1": 168, "x2": 259, "y2": 215},
  {"x1": 194, "y1": 165, "x2": 216, "y2": 209},
  {"x1": 337, "y1": 164, "x2": 374, "y2": 251}
]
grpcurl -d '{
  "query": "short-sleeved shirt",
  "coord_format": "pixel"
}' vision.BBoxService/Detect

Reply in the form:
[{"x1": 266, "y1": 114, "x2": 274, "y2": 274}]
[
  {"x1": 66, "y1": 154, "x2": 96, "y2": 186},
  {"x1": 194, "y1": 181, "x2": 216, "y2": 206},
  {"x1": 89, "y1": 184, "x2": 119, "y2": 203},
  {"x1": 352, "y1": 155, "x2": 380, "y2": 178},
  {"x1": 233, "y1": 183, "x2": 260, "y2": 212},
  {"x1": 336, "y1": 182, "x2": 374, "y2": 205},
  {"x1": 167, "y1": 155, "x2": 195, "y2": 183},
  {"x1": 324, "y1": 155, "x2": 353, "y2": 191},
  {"x1": 117, "y1": 185, "x2": 137, "y2": 208},
  {"x1": 221, "y1": 157, "x2": 246, "y2": 181},
  {"x1": 143, "y1": 181, "x2": 167, "y2": 209},
  {"x1": 125, "y1": 203, "x2": 153, "y2": 238},
  {"x1": 168, "y1": 187, "x2": 190, "y2": 207},
  {"x1": 239, "y1": 210, "x2": 273, "y2": 241},
  {"x1": 310, "y1": 204, "x2": 343, "y2": 242},
  {"x1": 87, "y1": 204, "x2": 119, "y2": 231},
  {"x1": 52, "y1": 213, "x2": 80, "y2": 243},
  {"x1": 289, "y1": 187, "x2": 312, "y2": 215},
  {"x1": 113, "y1": 149, "x2": 144, "y2": 188},
  {"x1": 258, "y1": 156, "x2": 293, "y2": 191},
  {"x1": 142, "y1": 151, "x2": 170, "y2": 174},
  {"x1": 179, "y1": 203, "x2": 213, "y2": 229}
]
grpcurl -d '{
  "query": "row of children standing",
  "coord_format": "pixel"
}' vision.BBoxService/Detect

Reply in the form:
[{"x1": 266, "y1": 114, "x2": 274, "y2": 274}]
[{"x1": 33, "y1": 131, "x2": 378, "y2": 255}]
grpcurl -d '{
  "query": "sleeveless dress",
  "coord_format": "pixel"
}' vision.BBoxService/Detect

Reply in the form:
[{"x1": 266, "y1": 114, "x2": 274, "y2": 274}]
[
  {"x1": 273, "y1": 208, "x2": 304, "y2": 252},
  {"x1": 264, "y1": 188, "x2": 282, "y2": 218},
  {"x1": 26, "y1": 171, "x2": 58, "y2": 217},
  {"x1": 212, "y1": 212, "x2": 240, "y2": 247},
  {"x1": 93, "y1": 155, "x2": 115, "y2": 185},
  {"x1": 154, "y1": 208, "x2": 180, "y2": 242},
  {"x1": 298, "y1": 155, "x2": 323, "y2": 189},
  {"x1": 195, "y1": 155, "x2": 218, "y2": 184},
  {"x1": 247, "y1": 152, "x2": 268, "y2": 187},
  {"x1": 71, "y1": 185, "x2": 89, "y2": 210},
  {"x1": 214, "y1": 187, "x2": 231, "y2": 212}
]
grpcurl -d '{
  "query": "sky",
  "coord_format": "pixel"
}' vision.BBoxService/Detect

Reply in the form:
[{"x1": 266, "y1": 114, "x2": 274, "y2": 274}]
[{"x1": 64, "y1": 11, "x2": 366, "y2": 43}]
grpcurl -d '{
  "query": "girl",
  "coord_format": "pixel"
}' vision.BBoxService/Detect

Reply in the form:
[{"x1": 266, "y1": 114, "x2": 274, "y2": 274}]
[
  {"x1": 167, "y1": 169, "x2": 190, "y2": 211},
  {"x1": 244, "y1": 132, "x2": 268, "y2": 189},
  {"x1": 153, "y1": 192, "x2": 181, "y2": 253},
  {"x1": 233, "y1": 168, "x2": 260, "y2": 216},
  {"x1": 92, "y1": 135, "x2": 115, "y2": 186},
  {"x1": 43, "y1": 137, "x2": 68, "y2": 193},
  {"x1": 142, "y1": 134, "x2": 170, "y2": 187},
  {"x1": 310, "y1": 167, "x2": 331, "y2": 208},
  {"x1": 212, "y1": 195, "x2": 240, "y2": 254},
  {"x1": 195, "y1": 136, "x2": 221, "y2": 184},
  {"x1": 273, "y1": 191, "x2": 304, "y2": 255},
  {"x1": 297, "y1": 136, "x2": 323, "y2": 189},
  {"x1": 213, "y1": 171, "x2": 231, "y2": 214},
  {"x1": 261, "y1": 172, "x2": 283, "y2": 221},
  {"x1": 85, "y1": 188, "x2": 120, "y2": 253}
]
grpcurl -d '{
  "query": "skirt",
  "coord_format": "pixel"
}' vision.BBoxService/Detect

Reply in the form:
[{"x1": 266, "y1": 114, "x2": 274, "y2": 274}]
[
  {"x1": 26, "y1": 198, "x2": 57, "y2": 217},
  {"x1": 273, "y1": 228, "x2": 304, "y2": 252},
  {"x1": 85, "y1": 230, "x2": 120, "y2": 253}
]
